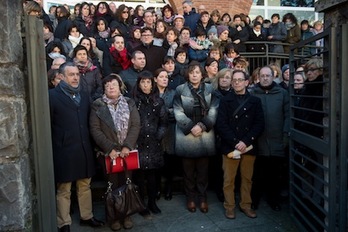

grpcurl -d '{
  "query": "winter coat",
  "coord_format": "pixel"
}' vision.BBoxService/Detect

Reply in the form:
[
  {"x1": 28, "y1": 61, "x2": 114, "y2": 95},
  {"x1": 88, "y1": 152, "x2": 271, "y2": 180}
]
[
  {"x1": 168, "y1": 68, "x2": 186, "y2": 90},
  {"x1": 134, "y1": 92, "x2": 168, "y2": 170},
  {"x1": 79, "y1": 67, "x2": 103, "y2": 102},
  {"x1": 49, "y1": 85, "x2": 95, "y2": 183},
  {"x1": 173, "y1": 82, "x2": 219, "y2": 158},
  {"x1": 160, "y1": 88, "x2": 176, "y2": 155},
  {"x1": 247, "y1": 28, "x2": 267, "y2": 52},
  {"x1": 74, "y1": 16, "x2": 95, "y2": 37},
  {"x1": 300, "y1": 29, "x2": 315, "y2": 56},
  {"x1": 133, "y1": 42, "x2": 167, "y2": 73},
  {"x1": 284, "y1": 24, "x2": 301, "y2": 53},
  {"x1": 54, "y1": 17, "x2": 73, "y2": 41},
  {"x1": 89, "y1": 97, "x2": 140, "y2": 157},
  {"x1": 228, "y1": 22, "x2": 249, "y2": 52},
  {"x1": 215, "y1": 91, "x2": 265, "y2": 156},
  {"x1": 183, "y1": 9, "x2": 200, "y2": 33},
  {"x1": 119, "y1": 67, "x2": 144, "y2": 95},
  {"x1": 268, "y1": 22, "x2": 287, "y2": 53},
  {"x1": 196, "y1": 19, "x2": 214, "y2": 35},
  {"x1": 251, "y1": 83, "x2": 290, "y2": 157}
]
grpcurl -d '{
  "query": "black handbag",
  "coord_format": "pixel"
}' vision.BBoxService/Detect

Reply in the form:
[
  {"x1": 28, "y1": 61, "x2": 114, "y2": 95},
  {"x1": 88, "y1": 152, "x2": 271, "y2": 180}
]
[{"x1": 105, "y1": 158, "x2": 146, "y2": 222}]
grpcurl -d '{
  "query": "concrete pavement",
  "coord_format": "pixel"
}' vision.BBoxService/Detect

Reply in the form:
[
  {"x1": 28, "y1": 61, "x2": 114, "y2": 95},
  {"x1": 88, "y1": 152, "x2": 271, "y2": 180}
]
[{"x1": 70, "y1": 191, "x2": 298, "y2": 232}]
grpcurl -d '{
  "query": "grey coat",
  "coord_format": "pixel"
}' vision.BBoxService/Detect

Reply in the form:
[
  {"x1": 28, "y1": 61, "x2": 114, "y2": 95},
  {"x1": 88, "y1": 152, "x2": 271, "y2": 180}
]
[
  {"x1": 173, "y1": 82, "x2": 219, "y2": 158},
  {"x1": 251, "y1": 83, "x2": 290, "y2": 157}
]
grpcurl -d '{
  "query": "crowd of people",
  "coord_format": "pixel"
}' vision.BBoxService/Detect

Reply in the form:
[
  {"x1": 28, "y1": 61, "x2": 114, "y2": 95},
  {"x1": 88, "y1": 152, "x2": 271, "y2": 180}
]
[{"x1": 23, "y1": 0, "x2": 325, "y2": 232}]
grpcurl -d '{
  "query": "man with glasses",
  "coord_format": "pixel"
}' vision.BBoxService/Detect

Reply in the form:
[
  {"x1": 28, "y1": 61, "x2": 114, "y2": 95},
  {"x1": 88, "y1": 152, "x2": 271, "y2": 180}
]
[
  {"x1": 251, "y1": 65, "x2": 290, "y2": 212},
  {"x1": 216, "y1": 70, "x2": 264, "y2": 220},
  {"x1": 134, "y1": 27, "x2": 167, "y2": 73}
]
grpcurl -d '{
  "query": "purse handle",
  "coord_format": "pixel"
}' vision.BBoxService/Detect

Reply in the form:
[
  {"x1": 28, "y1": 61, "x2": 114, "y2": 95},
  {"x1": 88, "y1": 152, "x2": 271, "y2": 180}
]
[{"x1": 108, "y1": 157, "x2": 132, "y2": 179}]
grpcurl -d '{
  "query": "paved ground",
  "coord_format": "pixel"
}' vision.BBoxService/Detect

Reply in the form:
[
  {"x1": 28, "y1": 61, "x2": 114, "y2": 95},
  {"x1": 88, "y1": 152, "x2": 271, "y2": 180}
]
[{"x1": 70, "y1": 191, "x2": 298, "y2": 232}]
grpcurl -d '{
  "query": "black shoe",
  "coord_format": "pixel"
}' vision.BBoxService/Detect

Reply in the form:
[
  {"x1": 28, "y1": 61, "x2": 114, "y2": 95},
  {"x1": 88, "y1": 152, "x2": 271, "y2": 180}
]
[
  {"x1": 156, "y1": 191, "x2": 161, "y2": 200},
  {"x1": 148, "y1": 203, "x2": 162, "y2": 214},
  {"x1": 80, "y1": 217, "x2": 104, "y2": 227},
  {"x1": 216, "y1": 192, "x2": 224, "y2": 203},
  {"x1": 59, "y1": 225, "x2": 70, "y2": 232},
  {"x1": 164, "y1": 188, "x2": 172, "y2": 201},
  {"x1": 269, "y1": 202, "x2": 281, "y2": 211}
]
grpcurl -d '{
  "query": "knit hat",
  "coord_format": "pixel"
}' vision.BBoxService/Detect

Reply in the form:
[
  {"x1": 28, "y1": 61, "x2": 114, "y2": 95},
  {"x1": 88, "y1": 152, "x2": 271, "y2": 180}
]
[
  {"x1": 217, "y1": 25, "x2": 229, "y2": 36},
  {"x1": 207, "y1": 25, "x2": 217, "y2": 36},
  {"x1": 282, "y1": 64, "x2": 289, "y2": 74}
]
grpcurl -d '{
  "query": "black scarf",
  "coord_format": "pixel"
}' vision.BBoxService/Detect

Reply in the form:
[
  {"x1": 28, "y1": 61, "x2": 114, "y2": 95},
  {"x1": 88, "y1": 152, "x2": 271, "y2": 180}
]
[
  {"x1": 188, "y1": 82, "x2": 209, "y2": 116},
  {"x1": 59, "y1": 80, "x2": 81, "y2": 106}
]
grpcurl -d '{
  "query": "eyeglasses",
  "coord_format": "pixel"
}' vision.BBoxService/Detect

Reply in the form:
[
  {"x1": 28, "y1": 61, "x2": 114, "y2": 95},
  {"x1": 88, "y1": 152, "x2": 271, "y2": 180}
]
[
  {"x1": 141, "y1": 34, "x2": 153, "y2": 37},
  {"x1": 260, "y1": 74, "x2": 272, "y2": 79},
  {"x1": 105, "y1": 82, "x2": 119, "y2": 89},
  {"x1": 232, "y1": 78, "x2": 245, "y2": 84},
  {"x1": 305, "y1": 68, "x2": 320, "y2": 73}
]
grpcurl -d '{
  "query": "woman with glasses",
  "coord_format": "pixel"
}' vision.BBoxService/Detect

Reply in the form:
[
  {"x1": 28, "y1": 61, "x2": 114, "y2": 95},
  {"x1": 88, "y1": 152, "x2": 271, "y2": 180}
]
[
  {"x1": 110, "y1": 4, "x2": 132, "y2": 42},
  {"x1": 89, "y1": 74, "x2": 140, "y2": 230}
]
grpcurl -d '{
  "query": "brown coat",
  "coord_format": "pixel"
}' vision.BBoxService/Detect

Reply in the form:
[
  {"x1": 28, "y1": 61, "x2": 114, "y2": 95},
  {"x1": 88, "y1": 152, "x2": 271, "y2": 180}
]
[{"x1": 89, "y1": 97, "x2": 141, "y2": 155}]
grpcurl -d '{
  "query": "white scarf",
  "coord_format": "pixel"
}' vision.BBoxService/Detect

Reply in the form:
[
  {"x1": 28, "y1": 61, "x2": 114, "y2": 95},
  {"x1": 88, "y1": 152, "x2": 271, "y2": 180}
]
[{"x1": 69, "y1": 34, "x2": 84, "y2": 48}]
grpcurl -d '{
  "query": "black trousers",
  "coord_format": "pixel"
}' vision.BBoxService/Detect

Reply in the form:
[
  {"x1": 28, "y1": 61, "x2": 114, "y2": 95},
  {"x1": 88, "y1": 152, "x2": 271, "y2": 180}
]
[
  {"x1": 182, "y1": 157, "x2": 209, "y2": 202},
  {"x1": 252, "y1": 156, "x2": 288, "y2": 204}
]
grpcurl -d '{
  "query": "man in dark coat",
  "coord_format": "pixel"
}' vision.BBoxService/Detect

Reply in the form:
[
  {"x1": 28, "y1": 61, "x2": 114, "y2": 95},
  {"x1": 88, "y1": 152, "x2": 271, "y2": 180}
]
[
  {"x1": 119, "y1": 50, "x2": 146, "y2": 95},
  {"x1": 251, "y1": 65, "x2": 290, "y2": 212},
  {"x1": 182, "y1": 0, "x2": 200, "y2": 33},
  {"x1": 49, "y1": 62, "x2": 104, "y2": 232},
  {"x1": 216, "y1": 70, "x2": 264, "y2": 220},
  {"x1": 133, "y1": 27, "x2": 167, "y2": 74}
]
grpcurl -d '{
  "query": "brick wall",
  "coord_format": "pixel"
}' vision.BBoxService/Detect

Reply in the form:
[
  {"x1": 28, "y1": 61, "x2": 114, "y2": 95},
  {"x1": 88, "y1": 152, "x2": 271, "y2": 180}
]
[{"x1": 168, "y1": 0, "x2": 253, "y2": 17}]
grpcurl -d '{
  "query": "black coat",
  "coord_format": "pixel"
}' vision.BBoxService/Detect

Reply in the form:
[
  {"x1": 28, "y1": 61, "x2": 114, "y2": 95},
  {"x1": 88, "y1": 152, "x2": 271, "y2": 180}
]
[
  {"x1": 133, "y1": 42, "x2": 167, "y2": 74},
  {"x1": 134, "y1": 93, "x2": 168, "y2": 170},
  {"x1": 49, "y1": 86, "x2": 95, "y2": 183},
  {"x1": 215, "y1": 91, "x2": 265, "y2": 156}
]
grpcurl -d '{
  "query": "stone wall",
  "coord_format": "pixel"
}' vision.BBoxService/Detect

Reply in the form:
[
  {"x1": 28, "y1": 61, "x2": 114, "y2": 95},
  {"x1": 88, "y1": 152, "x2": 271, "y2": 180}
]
[
  {"x1": 0, "y1": 0, "x2": 32, "y2": 231},
  {"x1": 168, "y1": 0, "x2": 253, "y2": 18}
]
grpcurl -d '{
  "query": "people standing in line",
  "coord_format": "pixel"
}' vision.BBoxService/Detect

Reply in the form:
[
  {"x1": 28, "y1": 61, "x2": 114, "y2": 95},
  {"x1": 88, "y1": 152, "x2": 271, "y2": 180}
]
[
  {"x1": 49, "y1": 62, "x2": 104, "y2": 232},
  {"x1": 89, "y1": 74, "x2": 141, "y2": 231},
  {"x1": 132, "y1": 70, "x2": 168, "y2": 217},
  {"x1": 250, "y1": 65, "x2": 290, "y2": 211},
  {"x1": 216, "y1": 70, "x2": 264, "y2": 219},
  {"x1": 173, "y1": 62, "x2": 219, "y2": 214}
]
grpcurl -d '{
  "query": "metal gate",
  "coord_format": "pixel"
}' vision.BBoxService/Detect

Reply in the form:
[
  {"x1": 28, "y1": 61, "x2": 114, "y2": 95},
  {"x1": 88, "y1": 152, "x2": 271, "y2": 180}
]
[{"x1": 288, "y1": 24, "x2": 348, "y2": 231}]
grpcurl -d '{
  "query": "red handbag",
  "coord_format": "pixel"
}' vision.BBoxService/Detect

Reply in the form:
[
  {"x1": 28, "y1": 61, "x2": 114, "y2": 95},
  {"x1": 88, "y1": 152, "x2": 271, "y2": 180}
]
[{"x1": 105, "y1": 150, "x2": 140, "y2": 174}]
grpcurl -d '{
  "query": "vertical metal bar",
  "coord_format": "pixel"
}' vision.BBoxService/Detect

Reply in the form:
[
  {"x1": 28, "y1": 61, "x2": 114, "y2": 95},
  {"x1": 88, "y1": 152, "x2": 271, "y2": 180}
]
[
  {"x1": 339, "y1": 23, "x2": 348, "y2": 232},
  {"x1": 25, "y1": 15, "x2": 57, "y2": 232},
  {"x1": 327, "y1": 26, "x2": 337, "y2": 232}
]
